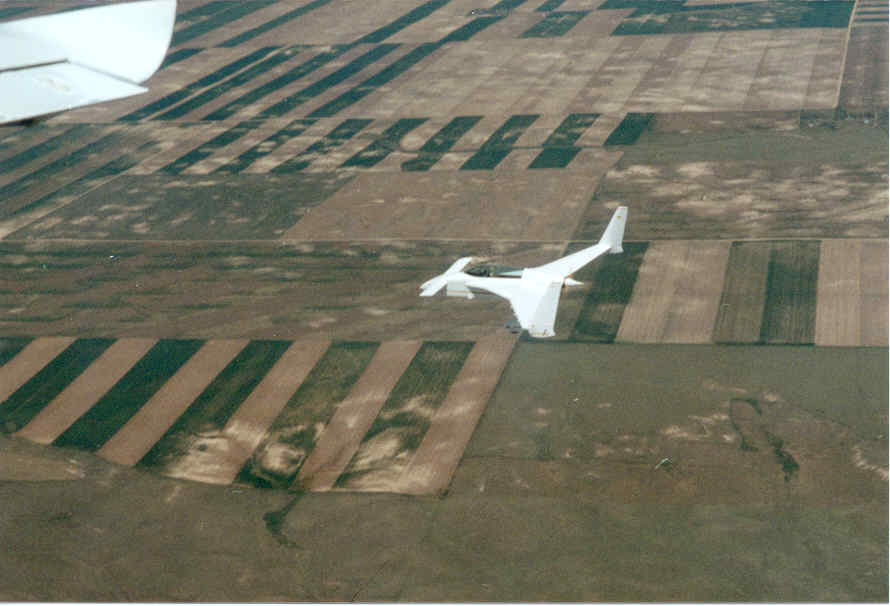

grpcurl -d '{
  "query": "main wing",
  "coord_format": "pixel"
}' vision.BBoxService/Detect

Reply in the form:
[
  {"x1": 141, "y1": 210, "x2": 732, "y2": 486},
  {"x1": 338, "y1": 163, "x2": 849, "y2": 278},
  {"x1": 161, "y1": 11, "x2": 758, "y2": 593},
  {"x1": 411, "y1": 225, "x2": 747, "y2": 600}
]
[
  {"x1": 465, "y1": 273, "x2": 563, "y2": 338},
  {"x1": 0, "y1": 0, "x2": 176, "y2": 125},
  {"x1": 535, "y1": 242, "x2": 610, "y2": 280}
]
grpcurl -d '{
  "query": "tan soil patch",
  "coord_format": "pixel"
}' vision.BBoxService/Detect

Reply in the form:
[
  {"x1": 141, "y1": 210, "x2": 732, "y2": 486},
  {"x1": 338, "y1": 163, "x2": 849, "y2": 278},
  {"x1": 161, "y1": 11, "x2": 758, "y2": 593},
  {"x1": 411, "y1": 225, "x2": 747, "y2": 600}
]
[
  {"x1": 581, "y1": 159, "x2": 888, "y2": 241},
  {"x1": 283, "y1": 169, "x2": 608, "y2": 241},
  {"x1": 815, "y1": 239, "x2": 888, "y2": 346},
  {"x1": 616, "y1": 240, "x2": 730, "y2": 343}
]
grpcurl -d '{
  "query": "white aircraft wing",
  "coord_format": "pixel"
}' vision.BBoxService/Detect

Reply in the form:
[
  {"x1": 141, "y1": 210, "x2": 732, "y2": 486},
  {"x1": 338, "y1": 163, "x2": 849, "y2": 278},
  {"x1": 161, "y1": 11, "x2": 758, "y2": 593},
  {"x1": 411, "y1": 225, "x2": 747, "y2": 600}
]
[
  {"x1": 534, "y1": 242, "x2": 610, "y2": 280},
  {"x1": 0, "y1": 63, "x2": 148, "y2": 125},
  {"x1": 465, "y1": 273, "x2": 563, "y2": 338},
  {"x1": 0, "y1": 0, "x2": 176, "y2": 125}
]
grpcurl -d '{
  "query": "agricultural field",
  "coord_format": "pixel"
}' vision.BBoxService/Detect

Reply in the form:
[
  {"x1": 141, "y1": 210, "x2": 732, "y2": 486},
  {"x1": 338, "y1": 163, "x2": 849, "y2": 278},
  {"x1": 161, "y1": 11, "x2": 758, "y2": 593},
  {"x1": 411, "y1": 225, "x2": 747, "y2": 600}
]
[{"x1": 0, "y1": 0, "x2": 886, "y2": 601}]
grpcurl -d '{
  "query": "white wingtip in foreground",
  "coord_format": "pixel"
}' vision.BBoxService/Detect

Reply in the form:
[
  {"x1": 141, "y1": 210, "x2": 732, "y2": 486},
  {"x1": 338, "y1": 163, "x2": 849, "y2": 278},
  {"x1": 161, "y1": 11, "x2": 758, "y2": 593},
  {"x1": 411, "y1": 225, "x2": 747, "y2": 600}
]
[
  {"x1": 0, "y1": 0, "x2": 177, "y2": 125},
  {"x1": 420, "y1": 206, "x2": 628, "y2": 338}
]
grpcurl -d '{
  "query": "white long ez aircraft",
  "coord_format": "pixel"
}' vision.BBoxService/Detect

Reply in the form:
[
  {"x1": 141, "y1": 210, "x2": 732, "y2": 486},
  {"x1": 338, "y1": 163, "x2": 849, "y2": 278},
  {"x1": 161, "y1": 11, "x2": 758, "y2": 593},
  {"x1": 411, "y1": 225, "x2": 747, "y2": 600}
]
[
  {"x1": 0, "y1": 0, "x2": 176, "y2": 125},
  {"x1": 421, "y1": 206, "x2": 628, "y2": 338}
]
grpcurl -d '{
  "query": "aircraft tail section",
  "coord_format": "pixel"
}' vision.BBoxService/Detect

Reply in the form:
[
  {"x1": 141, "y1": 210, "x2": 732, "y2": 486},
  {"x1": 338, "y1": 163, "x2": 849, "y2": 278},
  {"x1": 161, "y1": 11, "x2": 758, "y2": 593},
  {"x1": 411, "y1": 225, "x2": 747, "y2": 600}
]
[
  {"x1": 534, "y1": 206, "x2": 627, "y2": 279},
  {"x1": 598, "y1": 205, "x2": 627, "y2": 254}
]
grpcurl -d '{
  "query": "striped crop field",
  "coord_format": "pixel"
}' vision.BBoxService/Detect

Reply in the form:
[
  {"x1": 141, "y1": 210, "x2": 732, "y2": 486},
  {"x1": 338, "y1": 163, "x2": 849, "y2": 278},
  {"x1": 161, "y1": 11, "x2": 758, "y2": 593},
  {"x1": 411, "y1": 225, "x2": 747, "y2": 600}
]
[
  {"x1": 573, "y1": 239, "x2": 887, "y2": 346},
  {"x1": 0, "y1": 334, "x2": 518, "y2": 494},
  {"x1": 1, "y1": 232, "x2": 884, "y2": 491}
]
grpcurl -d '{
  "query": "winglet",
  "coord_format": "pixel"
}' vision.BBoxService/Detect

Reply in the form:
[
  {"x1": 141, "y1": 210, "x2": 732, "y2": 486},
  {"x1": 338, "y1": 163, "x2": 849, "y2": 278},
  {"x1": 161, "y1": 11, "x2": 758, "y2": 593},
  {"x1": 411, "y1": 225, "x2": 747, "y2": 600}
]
[
  {"x1": 420, "y1": 257, "x2": 473, "y2": 297},
  {"x1": 598, "y1": 206, "x2": 627, "y2": 254}
]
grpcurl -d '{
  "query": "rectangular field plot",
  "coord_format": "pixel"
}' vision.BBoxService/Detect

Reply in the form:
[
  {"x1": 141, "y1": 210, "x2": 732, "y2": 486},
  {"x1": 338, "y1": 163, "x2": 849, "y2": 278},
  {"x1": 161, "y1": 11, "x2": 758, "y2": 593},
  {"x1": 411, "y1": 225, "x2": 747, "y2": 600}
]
[
  {"x1": 714, "y1": 241, "x2": 820, "y2": 344},
  {"x1": 713, "y1": 242, "x2": 773, "y2": 343},
  {"x1": 572, "y1": 241, "x2": 648, "y2": 342},
  {"x1": 860, "y1": 240, "x2": 889, "y2": 346},
  {"x1": 816, "y1": 240, "x2": 889, "y2": 346},
  {"x1": 839, "y1": 25, "x2": 889, "y2": 113},
  {"x1": 283, "y1": 169, "x2": 611, "y2": 241},
  {"x1": 759, "y1": 240, "x2": 820, "y2": 344},
  {"x1": 460, "y1": 340, "x2": 887, "y2": 517},
  {"x1": 578, "y1": 159, "x2": 888, "y2": 241},
  {"x1": 616, "y1": 241, "x2": 730, "y2": 343},
  {"x1": 9, "y1": 173, "x2": 354, "y2": 241}
]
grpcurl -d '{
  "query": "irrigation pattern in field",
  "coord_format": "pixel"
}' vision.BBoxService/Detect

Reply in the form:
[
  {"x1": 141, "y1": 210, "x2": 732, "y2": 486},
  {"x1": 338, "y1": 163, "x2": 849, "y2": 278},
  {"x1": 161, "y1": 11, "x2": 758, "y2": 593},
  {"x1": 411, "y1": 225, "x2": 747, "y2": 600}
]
[{"x1": 0, "y1": 335, "x2": 516, "y2": 494}]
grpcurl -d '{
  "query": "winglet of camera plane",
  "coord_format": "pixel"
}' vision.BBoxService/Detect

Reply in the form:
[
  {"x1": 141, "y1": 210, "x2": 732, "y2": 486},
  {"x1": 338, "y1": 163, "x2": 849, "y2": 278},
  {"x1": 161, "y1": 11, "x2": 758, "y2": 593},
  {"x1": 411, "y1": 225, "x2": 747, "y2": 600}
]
[{"x1": 0, "y1": 0, "x2": 177, "y2": 125}]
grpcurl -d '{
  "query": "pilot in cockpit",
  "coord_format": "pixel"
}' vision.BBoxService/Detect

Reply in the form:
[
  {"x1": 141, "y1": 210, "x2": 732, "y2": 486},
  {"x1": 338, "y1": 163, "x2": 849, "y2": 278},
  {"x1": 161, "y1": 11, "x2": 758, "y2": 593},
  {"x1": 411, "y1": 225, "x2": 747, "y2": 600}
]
[
  {"x1": 465, "y1": 263, "x2": 522, "y2": 278},
  {"x1": 465, "y1": 263, "x2": 493, "y2": 277}
]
